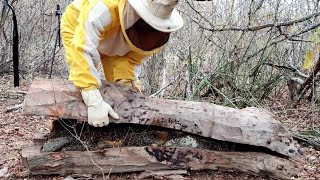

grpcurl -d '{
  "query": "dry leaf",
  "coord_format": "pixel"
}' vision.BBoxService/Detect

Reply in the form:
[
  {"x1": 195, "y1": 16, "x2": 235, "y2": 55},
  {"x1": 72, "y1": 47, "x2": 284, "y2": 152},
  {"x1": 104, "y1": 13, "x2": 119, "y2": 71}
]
[{"x1": 303, "y1": 49, "x2": 314, "y2": 70}]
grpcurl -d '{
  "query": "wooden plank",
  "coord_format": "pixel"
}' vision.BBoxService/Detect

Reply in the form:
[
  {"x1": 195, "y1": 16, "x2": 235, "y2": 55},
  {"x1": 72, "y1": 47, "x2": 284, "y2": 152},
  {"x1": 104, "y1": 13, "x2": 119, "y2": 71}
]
[
  {"x1": 21, "y1": 145, "x2": 299, "y2": 180},
  {"x1": 22, "y1": 78, "x2": 302, "y2": 159}
]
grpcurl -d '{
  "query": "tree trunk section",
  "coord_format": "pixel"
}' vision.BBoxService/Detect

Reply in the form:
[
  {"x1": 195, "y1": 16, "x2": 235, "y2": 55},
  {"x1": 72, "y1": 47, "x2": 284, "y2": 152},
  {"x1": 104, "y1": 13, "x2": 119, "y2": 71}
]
[{"x1": 22, "y1": 78, "x2": 302, "y2": 159}]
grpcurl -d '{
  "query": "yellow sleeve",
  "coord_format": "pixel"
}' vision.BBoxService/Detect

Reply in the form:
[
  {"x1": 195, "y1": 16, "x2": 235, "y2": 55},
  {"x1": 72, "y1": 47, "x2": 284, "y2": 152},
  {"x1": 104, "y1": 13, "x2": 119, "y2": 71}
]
[
  {"x1": 101, "y1": 51, "x2": 148, "y2": 83},
  {"x1": 69, "y1": 0, "x2": 115, "y2": 90},
  {"x1": 126, "y1": 51, "x2": 150, "y2": 81}
]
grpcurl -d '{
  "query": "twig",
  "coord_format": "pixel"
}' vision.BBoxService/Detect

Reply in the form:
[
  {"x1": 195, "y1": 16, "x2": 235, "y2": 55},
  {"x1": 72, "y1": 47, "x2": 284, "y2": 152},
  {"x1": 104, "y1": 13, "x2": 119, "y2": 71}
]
[
  {"x1": 0, "y1": 157, "x2": 16, "y2": 163},
  {"x1": 185, "y1": 46, "x2": 193, "y2": 100},
  {"x1": 297, "y1": 84, "x2": 312, "y2": 104},
  {"x1": 106, "y1": 124, "x2": 133, "y2": 179},
  {"x1": 287, "y1": 38, "x2": 313, "y2": 43},
  {"x1": 150, "y1": 75, "x2": 180, "y2": 98},
  {"x1": 289, "y1": 77, "x2": 304, "y2": 85},
  {"x1": 0, "y1": 60, "x2": 12, "y2": 69},
  {"x1": 203, "y1": 11, "x2": 320, "y2": 32},
  {"x1": 184, "y1": 0, "x2": 214, "y2": 28},
  {"x1": 293, "y1": 134, "x2": 320, "y2": 150},
  {"x1": 7, "y1": 90, "x2": 27, "y2": 96},
  {"x1": 49, "y1": 78, "x2": 107, "y2": 179},
  {"x1": 5, "y1": 103, "x2": 22, "y2": 113},
  {"x1": 265, "y1": 62, "x2": 298, "y2": 73},
  {"x1": 209, "y1": 84, "x2": 239, "y2": 109},
  {"x1": 248, "y1": 22, "x2": 320, "y2": 60},
  {"x1": 138, "y1": 170, "x2": 188, "y2": 179},
  {"x1": 57, "y1": 119, "x2": 106, "y2": 179}
]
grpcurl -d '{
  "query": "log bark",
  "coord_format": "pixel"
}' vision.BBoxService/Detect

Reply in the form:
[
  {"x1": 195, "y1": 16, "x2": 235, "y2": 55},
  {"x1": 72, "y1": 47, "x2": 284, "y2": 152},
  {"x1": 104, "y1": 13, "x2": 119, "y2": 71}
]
[
  {"x1": 21, "y1": 146, "x2": 299, "y2": 180},
  {"x1": 22, "y1": 78, "x2": 302, "y2": 159}
]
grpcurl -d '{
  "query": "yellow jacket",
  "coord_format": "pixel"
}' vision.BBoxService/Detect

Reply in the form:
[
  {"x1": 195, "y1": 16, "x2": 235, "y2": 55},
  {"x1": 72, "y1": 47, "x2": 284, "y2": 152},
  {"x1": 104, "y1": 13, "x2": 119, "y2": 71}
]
[{"x1": 61, "y1": 0, "x2": 164, "y2": 90}]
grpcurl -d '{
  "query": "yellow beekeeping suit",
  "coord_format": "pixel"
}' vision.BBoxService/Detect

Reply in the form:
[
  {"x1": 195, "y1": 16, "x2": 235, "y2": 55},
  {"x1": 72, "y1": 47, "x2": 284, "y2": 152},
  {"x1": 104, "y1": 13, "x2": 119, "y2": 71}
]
[{"x1": 61, "y1": 0, "x2": 164, "y2": 90}]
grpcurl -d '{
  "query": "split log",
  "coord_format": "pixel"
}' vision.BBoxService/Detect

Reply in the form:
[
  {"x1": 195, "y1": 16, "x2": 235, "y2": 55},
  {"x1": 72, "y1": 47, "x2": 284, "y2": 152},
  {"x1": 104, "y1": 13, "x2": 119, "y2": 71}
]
[
  {"x1": 21, "y1": 146, "x2": 299, "y2": 180},
  {"x1": 22, "y1": 78, "x2": 302, "y2": 159}
]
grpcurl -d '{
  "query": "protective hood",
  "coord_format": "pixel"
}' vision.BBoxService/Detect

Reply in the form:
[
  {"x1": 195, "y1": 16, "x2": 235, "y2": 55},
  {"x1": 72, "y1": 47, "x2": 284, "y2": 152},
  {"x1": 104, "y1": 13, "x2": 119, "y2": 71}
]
[{"x1": 118, "y1": 0, "x2": 169, "y2": 56}]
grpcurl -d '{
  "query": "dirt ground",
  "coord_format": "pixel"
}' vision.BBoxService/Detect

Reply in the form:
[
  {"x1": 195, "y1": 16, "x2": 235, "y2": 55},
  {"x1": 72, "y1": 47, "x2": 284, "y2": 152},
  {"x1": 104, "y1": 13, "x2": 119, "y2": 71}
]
[{"x1": 0, "y1": 75, "x2": 319, "y2": 180}]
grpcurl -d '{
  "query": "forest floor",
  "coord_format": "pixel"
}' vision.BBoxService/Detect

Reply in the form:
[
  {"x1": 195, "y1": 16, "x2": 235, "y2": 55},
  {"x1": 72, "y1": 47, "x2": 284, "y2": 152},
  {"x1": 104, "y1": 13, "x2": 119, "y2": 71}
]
[{"x1": 0, "y1": 74, "x2": 319, "y2": 180}]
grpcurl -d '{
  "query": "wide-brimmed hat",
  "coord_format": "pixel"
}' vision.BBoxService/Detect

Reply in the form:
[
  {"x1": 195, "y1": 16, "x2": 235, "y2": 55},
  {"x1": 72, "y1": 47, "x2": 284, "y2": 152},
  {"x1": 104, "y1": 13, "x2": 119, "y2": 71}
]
[{"x1": 127, "y1": 0, "x2": 184, "y2": 32}]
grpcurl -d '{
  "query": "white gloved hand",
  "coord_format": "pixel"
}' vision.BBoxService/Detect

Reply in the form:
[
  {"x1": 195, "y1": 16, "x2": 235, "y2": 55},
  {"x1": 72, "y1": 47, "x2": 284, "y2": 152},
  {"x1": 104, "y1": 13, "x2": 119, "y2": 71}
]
[{"x1": 81, "y1": 89, "x2": 119, "y2": 127}]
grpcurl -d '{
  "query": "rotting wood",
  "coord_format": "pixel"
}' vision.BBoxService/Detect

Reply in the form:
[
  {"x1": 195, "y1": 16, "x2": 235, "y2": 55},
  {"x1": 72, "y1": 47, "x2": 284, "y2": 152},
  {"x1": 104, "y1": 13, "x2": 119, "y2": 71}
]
[
  {"x1": 21, "y1": 145, "x2": 299, "y2": 180},
  {"x1": 22, "y1": 78, "x2": 302, "y2": 159}
]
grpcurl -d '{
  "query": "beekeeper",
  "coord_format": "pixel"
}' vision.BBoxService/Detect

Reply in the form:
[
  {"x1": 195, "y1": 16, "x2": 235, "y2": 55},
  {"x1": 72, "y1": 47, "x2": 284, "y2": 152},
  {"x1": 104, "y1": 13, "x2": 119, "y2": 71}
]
[{"x1": 61, "y1": 0, "x2": 184, "y2": 127}]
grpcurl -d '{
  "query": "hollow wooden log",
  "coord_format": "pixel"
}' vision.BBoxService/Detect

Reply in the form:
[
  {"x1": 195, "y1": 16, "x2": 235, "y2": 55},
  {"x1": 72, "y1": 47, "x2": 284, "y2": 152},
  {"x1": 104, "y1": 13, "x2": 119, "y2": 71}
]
[
  {"x1": 21, "y1": 145, "x2": 299, "y2": 180},
  {"x1": 22, "y1": 78, "x2": 302, "y2": 159}
]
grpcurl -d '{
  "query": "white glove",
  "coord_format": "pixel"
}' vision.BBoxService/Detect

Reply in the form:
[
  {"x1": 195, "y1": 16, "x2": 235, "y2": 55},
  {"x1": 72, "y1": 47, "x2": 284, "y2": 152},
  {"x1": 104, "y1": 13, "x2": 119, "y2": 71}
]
[{"x1": 81, "y1": 89, "x2": 119, "y2": 127}]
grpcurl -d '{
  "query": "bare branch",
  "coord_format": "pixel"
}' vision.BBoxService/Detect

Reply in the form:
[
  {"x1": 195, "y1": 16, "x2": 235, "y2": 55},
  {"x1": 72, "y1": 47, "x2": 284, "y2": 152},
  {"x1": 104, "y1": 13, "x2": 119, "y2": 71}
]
[
  {"x1": 203, "y1": 11, "x2": 320, "y2": 32},
  {"x1": 248, "y1": 22, "x2": 320, "y2": 59}
]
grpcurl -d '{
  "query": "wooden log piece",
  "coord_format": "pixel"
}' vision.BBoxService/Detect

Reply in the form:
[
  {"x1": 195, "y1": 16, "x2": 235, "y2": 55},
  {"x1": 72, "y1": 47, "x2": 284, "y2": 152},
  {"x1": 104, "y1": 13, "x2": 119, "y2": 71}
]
[
  {"x1": 21, "y1": 146, "x2": 299, "y2": 180},
  {"x1": 22, "y1": 78, "x2": 302, "y2": 159}
]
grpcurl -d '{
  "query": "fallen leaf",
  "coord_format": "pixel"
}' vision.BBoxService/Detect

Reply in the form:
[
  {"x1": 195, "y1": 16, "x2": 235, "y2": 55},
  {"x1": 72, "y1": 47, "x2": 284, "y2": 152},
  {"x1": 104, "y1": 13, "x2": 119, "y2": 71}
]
[{"x1": 303, "y1": 49, "x2": 314, "y2": 70}]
